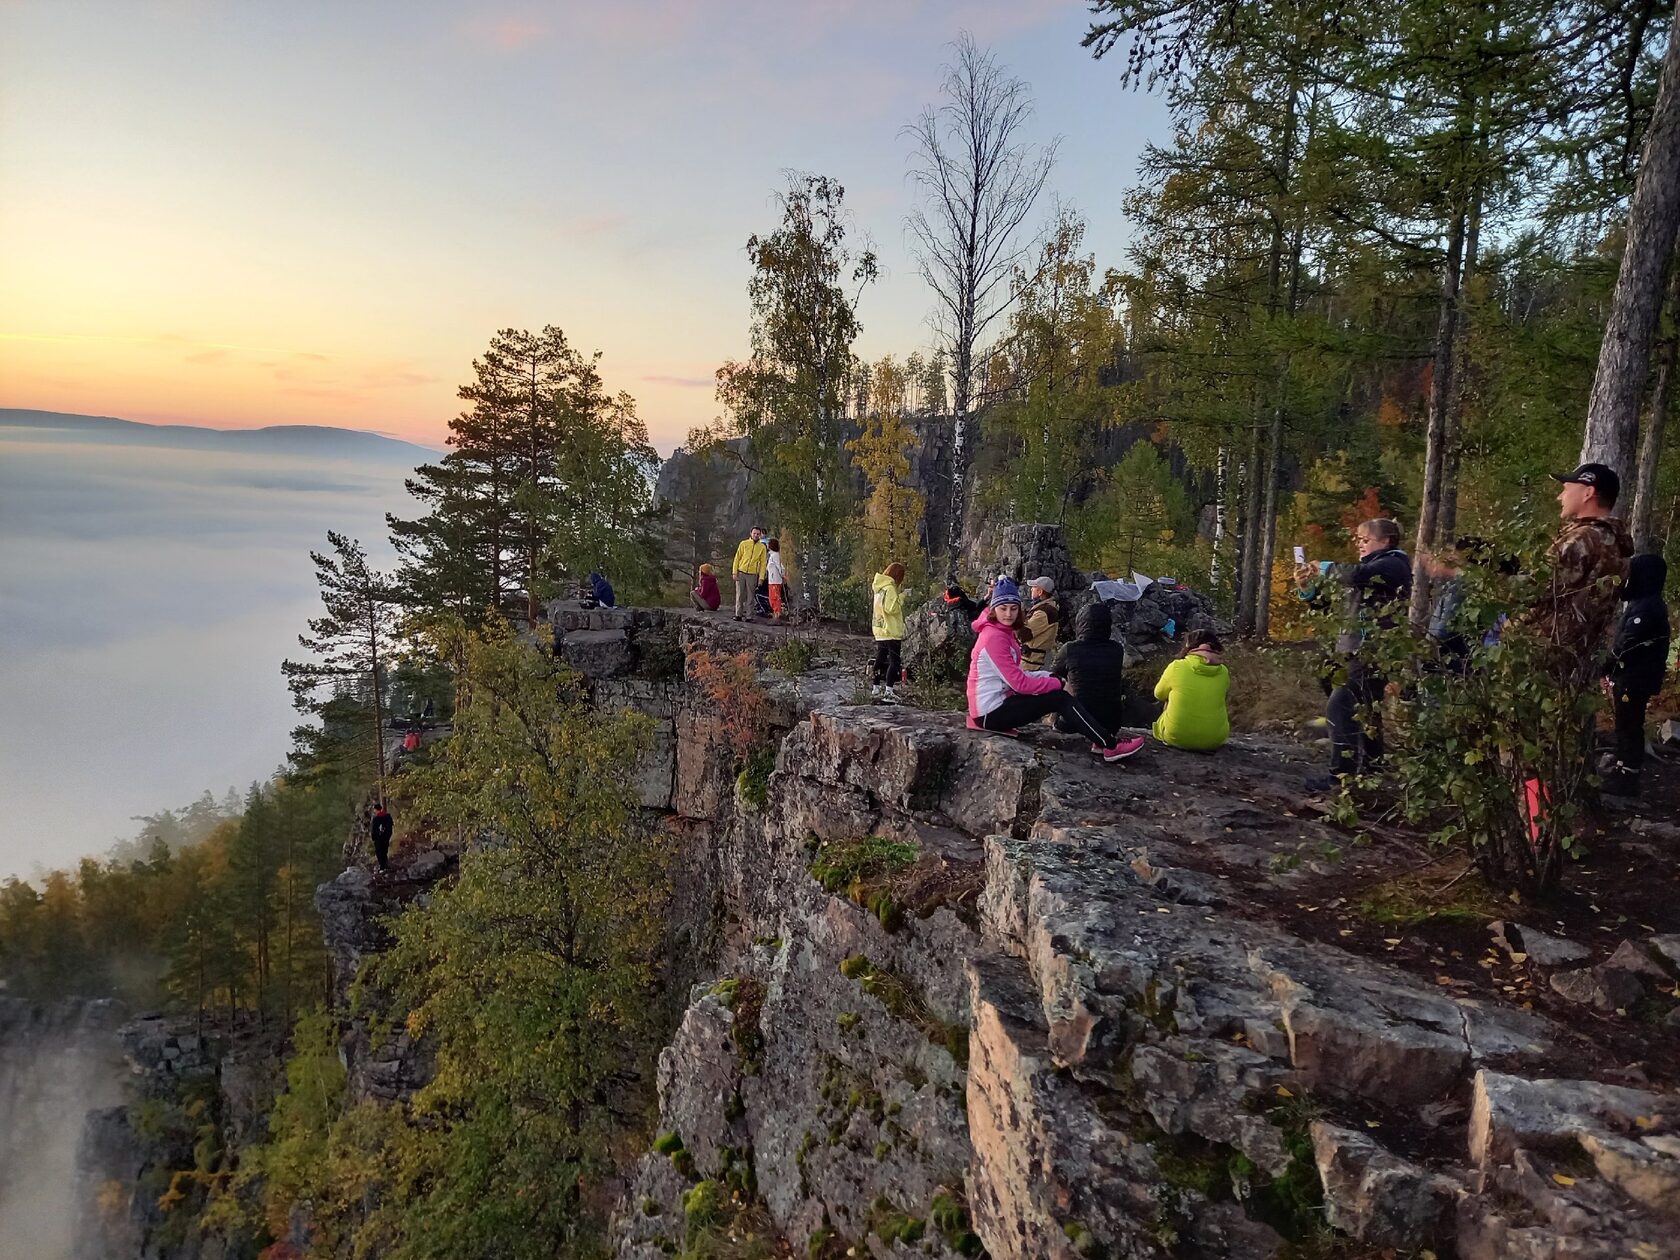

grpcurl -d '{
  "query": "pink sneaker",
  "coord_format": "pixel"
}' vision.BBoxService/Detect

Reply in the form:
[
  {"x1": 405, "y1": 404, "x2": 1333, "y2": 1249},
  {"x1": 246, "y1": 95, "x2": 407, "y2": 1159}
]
[{"x1": 1100, "y1": 735, "x2": 1146, "y2": 762}]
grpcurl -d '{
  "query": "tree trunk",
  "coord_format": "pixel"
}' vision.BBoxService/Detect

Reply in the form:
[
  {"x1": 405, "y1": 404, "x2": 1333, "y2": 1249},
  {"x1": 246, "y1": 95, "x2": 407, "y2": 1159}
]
[
  {"x1": 369, "y1": 600, "x2": 387, "y2": 804},
  {"x1": 944, "y1": 337, "x2": 975, "y2": 568},
  {"x1": 1209, "y1": 446, "x2": 1228, "y2": 590},
  {"x1": 1582, "y1": 0, "x2": 1680, "y2": 491},
  {"x1": 1409, "y1": 208, "x2": 1468, "y2": 626},
  {"x1": 1235, "y1": 397, "x2": 1270, "y2": 634},
  {"x1": 1633, "y1": 265, "x2": 1680, "y2": 549}
]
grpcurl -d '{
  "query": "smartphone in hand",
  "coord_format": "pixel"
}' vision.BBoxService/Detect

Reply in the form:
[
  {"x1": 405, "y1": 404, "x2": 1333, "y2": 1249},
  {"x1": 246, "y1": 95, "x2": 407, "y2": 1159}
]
[{"x1": 1292, "y1": 545, "x2": 1307, "y2": 565}]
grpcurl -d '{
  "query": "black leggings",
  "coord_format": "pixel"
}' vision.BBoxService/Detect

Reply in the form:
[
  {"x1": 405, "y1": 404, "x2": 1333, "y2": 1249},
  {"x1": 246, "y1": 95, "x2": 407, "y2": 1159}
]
[
  {"x1": 873, "y1": 640, "x2": 903, "y2": 685},
  {"x1": 1614, "y1": 689, "x2": 1651, "y2": 771},
  {"x1": 1328, "y1": 669, "x2": 1386, "y2": 774},
  {"x1": 978, "y1": 690, "x2": 1115, "y2": 746}
]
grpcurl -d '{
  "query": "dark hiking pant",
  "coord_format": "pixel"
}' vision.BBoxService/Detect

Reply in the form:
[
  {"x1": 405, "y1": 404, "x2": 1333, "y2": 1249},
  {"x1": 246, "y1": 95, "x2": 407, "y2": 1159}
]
[
  {"x1": 373, "y1": 834, "x2": 390, "y2": 871},
  {"x1": 1614, "y1": 689, "x2": 1652, "y2": 772},
  {"x1": 1328, "y1": 667, "x2": 1386, "y2": 775},
  {"x1": 978, "y1": 691, "x2": 1116, "y2": 747},
  {"x1": 872, "y1": 640, "x2": 902, "y2": 685}
]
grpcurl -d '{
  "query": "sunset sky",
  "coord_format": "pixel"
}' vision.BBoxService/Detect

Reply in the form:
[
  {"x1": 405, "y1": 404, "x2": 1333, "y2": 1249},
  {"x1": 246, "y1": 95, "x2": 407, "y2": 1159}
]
[{"x1": 1, "y1": 0, "x2": 1170, "y2": 452}]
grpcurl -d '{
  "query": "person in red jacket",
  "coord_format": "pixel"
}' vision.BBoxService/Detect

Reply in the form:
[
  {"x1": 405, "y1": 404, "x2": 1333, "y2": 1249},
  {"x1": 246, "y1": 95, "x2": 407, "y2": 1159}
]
[{"x1": 690, "y1": 563, "x2": 721, "y2": 612}]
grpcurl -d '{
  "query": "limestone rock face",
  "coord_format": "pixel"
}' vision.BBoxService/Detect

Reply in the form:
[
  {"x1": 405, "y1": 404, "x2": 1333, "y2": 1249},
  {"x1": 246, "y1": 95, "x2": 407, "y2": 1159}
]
[{"x1": 617, "y1": 699, "x2": 1679, "y2": 1260}]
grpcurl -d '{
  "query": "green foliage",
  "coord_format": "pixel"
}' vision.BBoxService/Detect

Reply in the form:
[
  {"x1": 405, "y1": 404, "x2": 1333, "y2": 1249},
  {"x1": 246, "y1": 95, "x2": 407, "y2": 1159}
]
[
  {"x1": 735, "y1": 746, "x2": 776, "y2": 813},
  {"x1": 808, "y1": 836, "x2": 919, "y2": 895},
  {"x1": 763, "y1": 636, "x2": 818, "y2": 676},
  {"x1": 868, "y1": 1195, "x2": 925, "y2": 1245},
  {"x1": 707, "y1": 174, "x2": 877, "y2": 611},
  {"x1": 930, "y1": 1189, "x2": 984, "y2": 1256},
  {"x1": 0, "y1": 776, "x2": 344, "y2": 1011},
  {"x1": 387, "y1": 325, "x2": 665, "y2": 622},
  {"x1": 848, "y1": 354, "x2": 929, "y2": 584},
  {"x1": 981, "y1": 209, "x2": 1123, "y2": 527},
  {"x1": 244, "y1": 624, "x2": 670, "y2": 1258},
  {"x1": 1347, "y1": 512, "x2": 1609, "y2": 896}
]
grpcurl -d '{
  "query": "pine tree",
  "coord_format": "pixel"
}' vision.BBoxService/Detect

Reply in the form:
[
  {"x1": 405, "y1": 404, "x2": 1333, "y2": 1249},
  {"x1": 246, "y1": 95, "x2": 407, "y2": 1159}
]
[
  {"x1": 282, "y1": 531, "x2": 400, "y2": 802},
  {"x1": 389, "y1": 327, "x2": 662, "y2": 624}
]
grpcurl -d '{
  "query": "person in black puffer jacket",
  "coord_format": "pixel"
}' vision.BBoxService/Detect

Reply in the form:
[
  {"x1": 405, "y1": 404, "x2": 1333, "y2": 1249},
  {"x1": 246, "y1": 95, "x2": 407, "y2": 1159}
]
[
  {"x1": 1602, "y1": 553, "x2": 1671, "y2": 795},
  {"x1": 1049, "y1": 601, "x2": 1128, "y2": 736},
  {"x1": 1295, "y1": 518, "x2": 1413, "y2": 789}
]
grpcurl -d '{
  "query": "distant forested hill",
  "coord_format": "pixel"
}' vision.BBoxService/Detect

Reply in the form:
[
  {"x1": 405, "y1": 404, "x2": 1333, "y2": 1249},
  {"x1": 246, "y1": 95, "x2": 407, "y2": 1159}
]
[{"x1": 0, "y1": 408, "x2": 439, "y2": 463}]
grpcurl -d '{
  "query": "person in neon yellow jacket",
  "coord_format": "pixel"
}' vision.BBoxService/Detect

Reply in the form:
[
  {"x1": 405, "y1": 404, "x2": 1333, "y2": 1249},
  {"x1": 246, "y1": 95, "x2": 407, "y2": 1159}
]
[
  {"x1": 870, "y1": 563, "x2": 907, "y2": 701},
  {"x1": 1152, "y1": 631, "x2": 1231, "y2": 751},
  {"x1": 730, "y1": 527, "x2": 768, "y2": 621}
]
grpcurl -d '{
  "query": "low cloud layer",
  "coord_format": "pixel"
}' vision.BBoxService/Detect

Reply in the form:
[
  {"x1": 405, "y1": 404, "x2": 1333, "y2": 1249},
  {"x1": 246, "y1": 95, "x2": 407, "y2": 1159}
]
[{"x1": 0, "y1": 420, "x2": 420, "y2": 878}]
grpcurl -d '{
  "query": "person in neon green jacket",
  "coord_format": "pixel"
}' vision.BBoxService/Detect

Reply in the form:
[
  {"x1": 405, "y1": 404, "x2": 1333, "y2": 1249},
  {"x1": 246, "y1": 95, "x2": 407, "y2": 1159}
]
[
  {"x1": 870, "y1": 563, "x2": 908, "y2": 701},
  {"x1": 1152, "y1": 631, "x2": 1231, "y2": 751}
]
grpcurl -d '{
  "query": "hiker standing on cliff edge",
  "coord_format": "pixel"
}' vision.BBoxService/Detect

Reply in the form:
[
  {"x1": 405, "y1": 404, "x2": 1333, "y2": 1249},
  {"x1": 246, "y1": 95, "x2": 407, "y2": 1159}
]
[
  {"x1": 371, "y1": 802, "x2": 393, "y2": 873},
  {"x1": 1295, "y1": 518, "x2": 1412, "y2": 791},
  {"x1": 1519, "y1": 464, "x2": 1633, "y2": 686},
  {"x1": 731, "y1": 526, "x2": 769, "y2": 621}
]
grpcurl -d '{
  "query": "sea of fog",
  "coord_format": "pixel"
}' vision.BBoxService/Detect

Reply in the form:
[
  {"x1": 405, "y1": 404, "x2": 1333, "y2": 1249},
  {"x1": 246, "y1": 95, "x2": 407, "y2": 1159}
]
[{"x1": 0, "y1": 413, "x2": 430, "y2": 879}]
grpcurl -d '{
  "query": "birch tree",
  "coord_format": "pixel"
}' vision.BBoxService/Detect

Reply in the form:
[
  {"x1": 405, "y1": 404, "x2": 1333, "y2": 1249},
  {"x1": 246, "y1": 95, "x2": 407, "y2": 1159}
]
[
  {"x1": 713, "y1": 174, "x2": 876, "y2": 610},
  {"x1": 1583, "y1": 0, "x2": 1680, "y2": 496},
  {"x1": 904, "y1": 32, "x2": 1056, "y2": 562}
]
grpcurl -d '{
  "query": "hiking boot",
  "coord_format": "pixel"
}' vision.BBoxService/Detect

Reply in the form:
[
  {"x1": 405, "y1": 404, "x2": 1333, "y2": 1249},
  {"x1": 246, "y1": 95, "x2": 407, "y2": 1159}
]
[
  {"x1": 1602, "y1": 765, "x2": 1640, "y2": 797},
  {"x1": 1100, "y1": 735, "x2": 1146, "y2": 762},
  {"x1": 1304, "y1": 772, "x2": 1342, "y2": 793}
]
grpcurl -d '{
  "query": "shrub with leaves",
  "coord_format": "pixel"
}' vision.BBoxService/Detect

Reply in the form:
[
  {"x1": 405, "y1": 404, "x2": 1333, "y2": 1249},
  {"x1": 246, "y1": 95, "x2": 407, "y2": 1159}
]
[
  {"x1": 687, "y1": 648, "x2": 772, "y2": 765},
  {"x1": 249, "y1": 622, "x2": 674, "y2": 1259},
  {"x1": 1338, "y1": 514, "x2": 1612, "y2": 898}
]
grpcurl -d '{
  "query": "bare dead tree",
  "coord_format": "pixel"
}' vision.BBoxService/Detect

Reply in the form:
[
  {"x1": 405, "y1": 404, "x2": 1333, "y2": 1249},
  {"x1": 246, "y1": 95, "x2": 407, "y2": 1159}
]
[{"x1": 904, "y1": 31, "x2": 1057, "y2": 564}]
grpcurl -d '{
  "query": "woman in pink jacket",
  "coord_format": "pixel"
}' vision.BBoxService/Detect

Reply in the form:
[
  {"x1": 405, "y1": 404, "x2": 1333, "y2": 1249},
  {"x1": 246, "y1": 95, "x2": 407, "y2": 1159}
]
[{"x1": 966, "y1": 578, "x2": 1144, "y2": 761}]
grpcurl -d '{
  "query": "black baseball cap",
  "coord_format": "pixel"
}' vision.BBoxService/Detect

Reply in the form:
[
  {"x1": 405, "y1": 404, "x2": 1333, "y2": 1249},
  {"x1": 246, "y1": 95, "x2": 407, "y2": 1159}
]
[{"x1": 1550, "y1": 462, "x2": 1620, "y2": 505}]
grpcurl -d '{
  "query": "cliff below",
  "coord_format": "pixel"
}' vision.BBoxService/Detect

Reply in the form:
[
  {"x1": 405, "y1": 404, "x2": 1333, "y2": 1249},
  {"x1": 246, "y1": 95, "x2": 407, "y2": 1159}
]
[{"x1": 65, "y1": 603, "x2": 1676, "y2": 1259}]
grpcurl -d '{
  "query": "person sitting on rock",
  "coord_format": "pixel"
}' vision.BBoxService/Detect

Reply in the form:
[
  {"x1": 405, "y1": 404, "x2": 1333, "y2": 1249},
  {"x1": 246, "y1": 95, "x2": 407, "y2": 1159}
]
[
  {"x1": 1049, "y1": 601, "x2": 1128, "y2": 737},
  {"x1": 1020, "y1": 576, "x2": 1061, "y2": 671},
  {"x1": 1152, "y1": 630, "x2": 1231, "y2": 752},
  {"x1": 967, "y1": 579, "x2": 1144, "y2": 761},
  {"x1": 1602, "y1": 553, "x2": 1671, "y2": 796},
  {"x1": 691, "y1": 563, "x2": 721, "y2": 612},
  {"x1": 589, "y1": 571, "x2": 616, "y2": 609}
]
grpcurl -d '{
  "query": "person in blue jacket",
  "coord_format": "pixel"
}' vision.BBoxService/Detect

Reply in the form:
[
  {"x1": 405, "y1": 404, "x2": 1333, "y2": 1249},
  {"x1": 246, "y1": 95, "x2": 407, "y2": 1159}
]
[{"x1": 589, "y1": 572, "x2": 616, "y2": 608}]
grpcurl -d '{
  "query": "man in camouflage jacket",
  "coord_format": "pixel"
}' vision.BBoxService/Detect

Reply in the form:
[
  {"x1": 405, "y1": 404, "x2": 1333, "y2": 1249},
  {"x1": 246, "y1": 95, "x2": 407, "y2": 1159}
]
[{"x1": 1521, "y1": 462, "x2": 1633, "y2": 686}]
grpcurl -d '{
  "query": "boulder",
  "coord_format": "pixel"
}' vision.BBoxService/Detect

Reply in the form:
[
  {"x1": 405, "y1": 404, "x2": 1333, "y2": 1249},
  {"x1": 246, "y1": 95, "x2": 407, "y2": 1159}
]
[
  {"x1": 1468, "y1": 1071, "x2": 1677, "y2": 1167},
  {"x1": 1491, "y1": 921, "x2": 1591, "y2": 968},
  {"x1": 1549, "y1": 964, "x2": 1645, "y2": 1012},
  {"x1": 559, "y1": 627, "x2": 636, "y2": 678},
  {"x1": 1605, "y1": 939, "x2": 1670, "y2": 981},
  {"x1": 1310, "y1": 1121, "x2": 1460, "y2": 1247}
]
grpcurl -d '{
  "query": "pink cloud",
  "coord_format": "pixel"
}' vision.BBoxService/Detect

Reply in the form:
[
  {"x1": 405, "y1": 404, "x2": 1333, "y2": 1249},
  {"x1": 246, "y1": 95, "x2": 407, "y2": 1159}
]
[
  {"x1": 469, "y1": 14, "x2": 548, "y2": 51},
  {"x1": 640, "y1": 373, "x2": 712, "y2": 388}
]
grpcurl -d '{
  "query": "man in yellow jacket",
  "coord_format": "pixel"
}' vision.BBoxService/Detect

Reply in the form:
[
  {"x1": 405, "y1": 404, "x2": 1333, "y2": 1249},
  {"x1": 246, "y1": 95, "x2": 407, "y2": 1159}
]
[{"x1": 731, "y1": 526, "x2": 769, "y2": 621}]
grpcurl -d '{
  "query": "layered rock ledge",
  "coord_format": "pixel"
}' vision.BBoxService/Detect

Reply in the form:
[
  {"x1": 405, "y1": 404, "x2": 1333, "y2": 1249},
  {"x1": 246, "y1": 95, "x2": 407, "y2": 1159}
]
[{"x1": 617, "y1": 703, "x2": 1680, "y2": 1260}]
